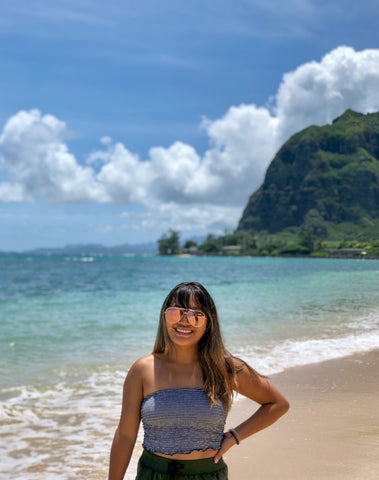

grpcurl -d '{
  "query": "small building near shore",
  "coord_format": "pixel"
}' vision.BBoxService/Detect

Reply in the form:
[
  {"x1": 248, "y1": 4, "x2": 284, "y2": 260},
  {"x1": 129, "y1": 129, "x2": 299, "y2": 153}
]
[
  {"x1": 221, "y1": 245, "x2": 242, "y2": 255},
  {"x1": 324, "y1": 248, "x2": 367, "y2": 258}
]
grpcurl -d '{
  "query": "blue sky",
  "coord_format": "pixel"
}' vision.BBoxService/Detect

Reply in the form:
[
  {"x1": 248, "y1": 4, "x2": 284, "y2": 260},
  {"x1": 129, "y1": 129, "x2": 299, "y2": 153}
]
[{"x1": 0, "y1": 0, "x2": 378, "y2": 251}]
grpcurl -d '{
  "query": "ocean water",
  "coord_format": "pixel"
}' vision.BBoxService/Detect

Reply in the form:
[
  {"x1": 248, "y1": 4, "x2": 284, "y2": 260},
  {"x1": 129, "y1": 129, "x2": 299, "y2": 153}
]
[{"x1": 1, "y1": 255, "x2": 379, "y2": 479}]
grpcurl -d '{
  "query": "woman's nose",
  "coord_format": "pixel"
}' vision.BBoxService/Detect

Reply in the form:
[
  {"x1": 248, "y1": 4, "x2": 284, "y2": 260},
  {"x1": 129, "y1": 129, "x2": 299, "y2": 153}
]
[{"x1": 179, "y1": 311, "x2": 190, "y2": 323}]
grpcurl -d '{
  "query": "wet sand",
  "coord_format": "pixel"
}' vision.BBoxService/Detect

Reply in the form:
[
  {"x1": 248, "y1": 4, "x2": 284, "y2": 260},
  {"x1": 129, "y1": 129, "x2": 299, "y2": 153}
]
[{"x1": 225, "y1": 350, "x2": 379, "y2": 479}]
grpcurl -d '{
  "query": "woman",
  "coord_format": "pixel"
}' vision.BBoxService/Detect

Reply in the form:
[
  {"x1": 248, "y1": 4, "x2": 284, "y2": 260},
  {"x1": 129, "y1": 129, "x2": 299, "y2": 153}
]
[{"x1": 109, "y1": 282, "x2": 289, "y2": 480}]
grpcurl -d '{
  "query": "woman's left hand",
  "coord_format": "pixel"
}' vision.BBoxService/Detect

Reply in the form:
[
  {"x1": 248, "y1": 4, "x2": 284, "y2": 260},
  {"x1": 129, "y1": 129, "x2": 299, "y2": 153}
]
[{"x1": 214, "y1": 431, "x2": 237, "y2": 463}]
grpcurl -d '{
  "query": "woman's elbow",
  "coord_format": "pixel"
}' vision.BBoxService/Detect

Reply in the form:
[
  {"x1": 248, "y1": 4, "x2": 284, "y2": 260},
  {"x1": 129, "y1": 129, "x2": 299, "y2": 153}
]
[{"x1": 279, "y1": 397, "x2": 290, "y2": 416}]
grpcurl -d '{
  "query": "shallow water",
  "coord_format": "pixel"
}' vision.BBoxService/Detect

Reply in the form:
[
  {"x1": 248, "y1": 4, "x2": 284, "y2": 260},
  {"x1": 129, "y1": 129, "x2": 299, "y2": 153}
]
[{"x1": 1, "y1": 255, "x2": 378, "y2": 479}]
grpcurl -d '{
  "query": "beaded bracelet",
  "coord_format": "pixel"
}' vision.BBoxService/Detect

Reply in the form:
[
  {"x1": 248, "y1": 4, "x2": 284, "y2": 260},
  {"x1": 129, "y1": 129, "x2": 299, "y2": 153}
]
[{"x1": 228, "y1": 428, "x2": 240, "y2": 445}]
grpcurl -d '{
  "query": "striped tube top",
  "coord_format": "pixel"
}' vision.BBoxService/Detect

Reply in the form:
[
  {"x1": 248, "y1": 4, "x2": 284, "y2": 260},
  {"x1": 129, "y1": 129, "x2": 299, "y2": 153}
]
[{"x1": 141, "y1": 388, "x2": 226, "y2": 455}]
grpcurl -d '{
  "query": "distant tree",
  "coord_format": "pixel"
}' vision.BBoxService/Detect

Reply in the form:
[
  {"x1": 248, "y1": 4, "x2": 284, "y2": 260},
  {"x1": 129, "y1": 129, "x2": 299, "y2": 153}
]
[
  {"x1": 198, "y1": 234, "x2": 221, "y2": 254},
  {"x1": 158, "y1": 229, "x2": 180, "y2": 255},
  {"x1": 278, "y1": 243, "x2": 311, "y2": 255},
  {"x1": 183, "y1": 240, "x2": 198, "y2": 249},
  {"x1": 300, "y1": 228, "x2": 315, "y2": 253}
]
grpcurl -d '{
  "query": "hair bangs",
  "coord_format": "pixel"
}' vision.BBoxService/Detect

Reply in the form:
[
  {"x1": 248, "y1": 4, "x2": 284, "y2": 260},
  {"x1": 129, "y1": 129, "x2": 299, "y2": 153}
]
[{"x1": 173, "y1": 286, "x2": 194, "y2": 308}]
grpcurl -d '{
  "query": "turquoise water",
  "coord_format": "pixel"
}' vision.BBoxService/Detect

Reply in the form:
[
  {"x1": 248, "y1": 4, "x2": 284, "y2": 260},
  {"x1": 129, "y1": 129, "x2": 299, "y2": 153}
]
[{"x1": 1, "y1": 255, "x2": 379, "y2": 479}]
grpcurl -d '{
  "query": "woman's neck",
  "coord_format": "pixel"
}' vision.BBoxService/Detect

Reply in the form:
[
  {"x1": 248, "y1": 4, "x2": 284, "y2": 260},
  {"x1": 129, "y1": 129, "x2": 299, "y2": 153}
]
[{"x1": 167, "y1": 345, "x2": 200, "y2": 365}]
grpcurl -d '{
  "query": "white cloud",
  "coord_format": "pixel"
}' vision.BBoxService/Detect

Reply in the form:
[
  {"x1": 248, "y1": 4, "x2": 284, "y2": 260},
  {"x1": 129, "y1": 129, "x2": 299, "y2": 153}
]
[
  {"x1": 100, "y1": 136, "x2": 112, "y2": 146},
  {"x1": 94, "y1": 142, "x2": 152, "y2": 204},
  {"x1": 140, "y1": 202, "x2": 242, "y2": 236},
  {"x1": 275, "y1": 46, "x2": 379, "y2": 143},
  {"x1": 201, "y1": 104, "x2": 279, "y2": 202},
  {"x1": 0, "y1": 109, "x2": 107, "y2": 203},
  {"x1": 0, "y1": 182, "x2": 24, "y2": 202},
  {"x1": 148, "y1": 142, "x2": 208, "y2": 203},
  {"x1": 0, "y1": 46, "x2": 379, "y2": 234}
]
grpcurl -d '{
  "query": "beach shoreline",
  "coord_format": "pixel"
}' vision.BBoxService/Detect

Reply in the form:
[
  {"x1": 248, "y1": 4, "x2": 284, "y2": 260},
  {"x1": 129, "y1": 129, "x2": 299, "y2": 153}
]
[{"x1": 224, "y1": 349, "x2": 379, "y2": 479}]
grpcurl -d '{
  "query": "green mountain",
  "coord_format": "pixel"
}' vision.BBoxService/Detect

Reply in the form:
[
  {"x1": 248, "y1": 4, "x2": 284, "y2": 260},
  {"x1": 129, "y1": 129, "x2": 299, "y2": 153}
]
[{"x1": 237, "y1": 109, "x2": 379, "y2": 241}]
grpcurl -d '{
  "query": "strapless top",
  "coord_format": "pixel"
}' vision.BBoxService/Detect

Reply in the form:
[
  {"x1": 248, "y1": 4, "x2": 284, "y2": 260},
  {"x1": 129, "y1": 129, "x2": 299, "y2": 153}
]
[{"x1": 141, "y1": 388, "x2": 226, "y2": 455}]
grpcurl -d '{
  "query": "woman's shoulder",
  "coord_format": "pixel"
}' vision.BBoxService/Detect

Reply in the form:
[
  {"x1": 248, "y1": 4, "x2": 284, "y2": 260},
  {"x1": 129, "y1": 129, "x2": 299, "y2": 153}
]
[
  {"x1": 129, "y1": 354, "x2": 155, "y2": 375},
  {"x1": 230, "y1": 355, "x2": 261, "y2": 378},
  {"x1": 127, "y1": 354, "x2": 169, "y2": 398},
  {"x1": 229, "y1": 354, "x2": 246, "y2": 370},
  {"x1": 123, "y1": 355, "x2": 155, "y2": 394}
]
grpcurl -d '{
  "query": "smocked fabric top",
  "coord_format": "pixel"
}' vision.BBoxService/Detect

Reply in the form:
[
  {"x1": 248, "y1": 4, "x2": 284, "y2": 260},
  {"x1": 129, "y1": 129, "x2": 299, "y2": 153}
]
[{"x1": 141, "y1": 388, "x2": 226, "y2": 455}]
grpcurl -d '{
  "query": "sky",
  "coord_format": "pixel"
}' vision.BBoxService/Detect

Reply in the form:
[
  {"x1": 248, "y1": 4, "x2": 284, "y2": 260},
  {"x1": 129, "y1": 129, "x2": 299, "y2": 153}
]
[{"x1": 0, "y1": 0, "x2": 378, "y2": 251}]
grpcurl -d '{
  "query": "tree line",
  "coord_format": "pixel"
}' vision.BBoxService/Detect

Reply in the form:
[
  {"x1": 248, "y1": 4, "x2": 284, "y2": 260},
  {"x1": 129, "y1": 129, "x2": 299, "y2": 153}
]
[{"x1": 157, "y1": 228, "x2": 379, "y2": 257}]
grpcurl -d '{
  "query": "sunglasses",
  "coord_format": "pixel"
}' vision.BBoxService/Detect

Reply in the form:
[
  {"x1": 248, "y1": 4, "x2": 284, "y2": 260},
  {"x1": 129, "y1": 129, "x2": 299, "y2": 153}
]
[{"x1": 164, "y1": 307, "x2": 207, "y2": 328}]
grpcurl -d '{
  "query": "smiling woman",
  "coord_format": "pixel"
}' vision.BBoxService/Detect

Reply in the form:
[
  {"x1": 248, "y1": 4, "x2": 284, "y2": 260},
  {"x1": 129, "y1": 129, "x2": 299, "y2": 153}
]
[{"x1": 108, "y1": 282, "x2": 289, "y2": 480}]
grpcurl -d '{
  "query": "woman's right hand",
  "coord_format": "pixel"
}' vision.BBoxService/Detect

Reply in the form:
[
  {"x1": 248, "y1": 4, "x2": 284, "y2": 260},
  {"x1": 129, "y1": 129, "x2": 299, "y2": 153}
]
[{"x1": 213, "y1": 431, "x2": 237, "y2": 464}]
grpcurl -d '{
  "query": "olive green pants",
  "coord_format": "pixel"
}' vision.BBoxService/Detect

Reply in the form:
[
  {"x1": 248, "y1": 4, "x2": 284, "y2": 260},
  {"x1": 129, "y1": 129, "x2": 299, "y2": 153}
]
[{"x1": 135, "y1": 450, "x2": 228, "y2": 480}]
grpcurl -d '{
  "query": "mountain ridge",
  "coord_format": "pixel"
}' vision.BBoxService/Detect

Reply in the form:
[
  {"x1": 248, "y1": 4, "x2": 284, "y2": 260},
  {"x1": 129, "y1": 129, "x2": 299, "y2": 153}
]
[
  {"x1": 0, "y1": 242, "x2": 157, "y2": 256},
  {"x1": 237, "y1": 109, "x2": 379, "y2": 241}
]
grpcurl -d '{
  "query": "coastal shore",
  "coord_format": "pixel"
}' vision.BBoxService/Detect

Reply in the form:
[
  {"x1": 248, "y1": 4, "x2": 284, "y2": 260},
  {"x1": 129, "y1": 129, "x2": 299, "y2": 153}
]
[{"x1": 224, "y1": 350, "x2": 379, "y2": 480}]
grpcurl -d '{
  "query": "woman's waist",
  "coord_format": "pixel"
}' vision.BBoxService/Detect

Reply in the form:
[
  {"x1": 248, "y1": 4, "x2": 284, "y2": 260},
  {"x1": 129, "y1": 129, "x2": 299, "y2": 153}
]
[{"x1": 152, "y1": 448, "x2": 218, "y2": 461}]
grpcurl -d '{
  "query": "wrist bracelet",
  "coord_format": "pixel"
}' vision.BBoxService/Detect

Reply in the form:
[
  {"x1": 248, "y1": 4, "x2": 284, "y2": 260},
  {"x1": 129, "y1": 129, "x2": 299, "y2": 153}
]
[{"x1": 228, "y1": 428, "x2": 240, "y2": 445}]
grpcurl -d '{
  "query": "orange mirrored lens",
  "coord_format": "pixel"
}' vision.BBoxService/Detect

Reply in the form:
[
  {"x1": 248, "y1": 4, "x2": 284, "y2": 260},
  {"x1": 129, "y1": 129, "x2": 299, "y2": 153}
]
[
  {"x1": 164, "y1": 307, "x2": 206, "y2": 328},
  {"x1": 165, "y1": 307, "x2": 181, "y2": 324}
]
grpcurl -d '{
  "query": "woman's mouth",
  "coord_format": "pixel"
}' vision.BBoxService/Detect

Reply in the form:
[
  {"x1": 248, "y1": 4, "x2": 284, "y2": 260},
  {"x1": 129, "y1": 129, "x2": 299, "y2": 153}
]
[{"x1": 174, "y1": 327, "x2": 193, "y2": 335}]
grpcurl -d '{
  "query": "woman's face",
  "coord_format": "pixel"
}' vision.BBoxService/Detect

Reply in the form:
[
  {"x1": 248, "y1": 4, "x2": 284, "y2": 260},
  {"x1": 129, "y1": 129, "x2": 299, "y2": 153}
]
[{"x1": 165, "y1": 294, "x2": 207, "y2": 349}]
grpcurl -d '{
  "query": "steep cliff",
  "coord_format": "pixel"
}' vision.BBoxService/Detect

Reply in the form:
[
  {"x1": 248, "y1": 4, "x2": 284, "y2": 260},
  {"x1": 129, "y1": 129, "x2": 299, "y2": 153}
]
[{"x1": 237, "y1": 109, "x2": 379, "y2": 239}]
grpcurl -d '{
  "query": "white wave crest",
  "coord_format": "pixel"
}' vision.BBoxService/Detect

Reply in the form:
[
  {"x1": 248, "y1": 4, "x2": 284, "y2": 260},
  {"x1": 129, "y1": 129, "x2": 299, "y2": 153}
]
[{"x1": 239, "y1": 330, "x2": 379, "y2": 376}]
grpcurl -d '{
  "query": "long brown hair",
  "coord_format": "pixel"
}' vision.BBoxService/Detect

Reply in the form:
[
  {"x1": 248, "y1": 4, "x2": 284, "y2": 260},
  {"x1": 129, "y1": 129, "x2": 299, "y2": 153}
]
[{"x1": 153, "y1": 282, "x2": 237, "y2": 412}]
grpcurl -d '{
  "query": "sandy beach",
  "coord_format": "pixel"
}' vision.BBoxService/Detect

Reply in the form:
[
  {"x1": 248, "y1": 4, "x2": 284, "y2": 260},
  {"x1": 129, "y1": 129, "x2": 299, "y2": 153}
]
[
  {"x1": 224, "y1": 350, "x2": 379, "y2": 480},
  {"x1": 4, "y1": 351, "x2": 378, "y2": 479}
]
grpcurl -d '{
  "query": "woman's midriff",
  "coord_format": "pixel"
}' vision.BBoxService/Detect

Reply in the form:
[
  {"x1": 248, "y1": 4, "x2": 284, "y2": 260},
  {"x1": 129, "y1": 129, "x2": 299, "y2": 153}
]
[{"x1": 152, "y1": 448, "x2": 218, "y2": 461}]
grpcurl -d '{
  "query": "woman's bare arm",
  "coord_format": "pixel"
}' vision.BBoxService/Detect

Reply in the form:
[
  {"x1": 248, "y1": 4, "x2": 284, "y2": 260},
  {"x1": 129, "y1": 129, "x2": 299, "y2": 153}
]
[
  {"x1": 108, "y1": 359, "x2": 145, "y2": 480},
  {"x1": 214, "y1": 359, "x2": 289, "y2": 462}
]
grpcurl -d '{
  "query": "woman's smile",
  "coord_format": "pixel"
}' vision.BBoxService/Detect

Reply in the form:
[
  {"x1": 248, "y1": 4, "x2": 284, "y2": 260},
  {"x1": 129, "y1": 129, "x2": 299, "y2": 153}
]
[
  {"x1": 168, "y1": 318, "x2": 206, "y2": 346},
  {"x1": 174, "y1": 326, "x2": 194, "y2": 335}
]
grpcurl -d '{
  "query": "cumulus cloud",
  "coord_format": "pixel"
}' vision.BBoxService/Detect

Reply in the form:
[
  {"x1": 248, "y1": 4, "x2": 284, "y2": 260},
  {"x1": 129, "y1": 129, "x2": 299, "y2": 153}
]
[
  {"x1": 93, "y1": 142, "x2": 152, "y2": 204},
  {"x1": 0, "y1": 46, "x2": 379, "y2": 233},
  {"x1": 0, "y1": 182, "x2": 24, "y2": 202},
  {"x1": 141, "y1": 202, "x2": 243, "y2": 235},
  {"x1": 0, "y1": 109, "x2": 107, "y2": 203},
  {"x1": 275, "y1": 46, "x2": 379, "y2": 142}
]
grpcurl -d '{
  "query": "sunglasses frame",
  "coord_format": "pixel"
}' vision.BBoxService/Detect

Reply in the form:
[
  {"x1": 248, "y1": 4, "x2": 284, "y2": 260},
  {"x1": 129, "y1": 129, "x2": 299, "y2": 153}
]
[{"x1": 164, "y1": 307, "x2": 207, "y2": 328}]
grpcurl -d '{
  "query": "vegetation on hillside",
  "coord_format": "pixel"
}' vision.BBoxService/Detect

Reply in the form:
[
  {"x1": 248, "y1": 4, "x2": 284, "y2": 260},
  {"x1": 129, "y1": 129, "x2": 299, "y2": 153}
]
[{"x1": 237, "y1": 109, "x2": 379, "y2": 241}]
